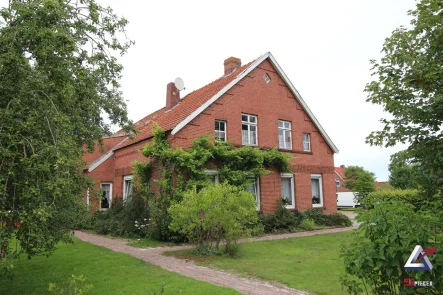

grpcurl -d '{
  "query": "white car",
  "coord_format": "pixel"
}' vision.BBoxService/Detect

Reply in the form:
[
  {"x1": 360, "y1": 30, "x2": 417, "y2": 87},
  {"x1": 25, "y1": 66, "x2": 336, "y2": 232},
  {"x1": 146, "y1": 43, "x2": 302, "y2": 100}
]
[{"x1": 337, "y1": 192, "x2": 359, "y2": 208}]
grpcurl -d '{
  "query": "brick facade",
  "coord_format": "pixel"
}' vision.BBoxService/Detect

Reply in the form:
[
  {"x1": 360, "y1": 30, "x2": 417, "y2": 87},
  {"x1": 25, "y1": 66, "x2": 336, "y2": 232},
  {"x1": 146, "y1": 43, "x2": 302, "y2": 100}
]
[{"x1": 84, "y1": 54, "x2": 338, "y2": 214}]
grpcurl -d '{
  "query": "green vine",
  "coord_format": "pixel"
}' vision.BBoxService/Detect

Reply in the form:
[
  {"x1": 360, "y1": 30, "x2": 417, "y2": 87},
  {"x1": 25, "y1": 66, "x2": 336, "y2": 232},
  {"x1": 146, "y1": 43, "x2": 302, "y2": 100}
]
[{"x1": 133, "y1": 125, "x2": 294, "y2": 241}]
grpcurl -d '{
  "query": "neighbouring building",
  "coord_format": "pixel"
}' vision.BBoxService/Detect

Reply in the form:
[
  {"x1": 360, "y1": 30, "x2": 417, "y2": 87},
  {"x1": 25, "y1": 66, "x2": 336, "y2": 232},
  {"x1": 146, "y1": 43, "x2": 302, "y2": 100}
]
[{"x1": 83, "y1": 52, "x2": 339, "y2": 213}]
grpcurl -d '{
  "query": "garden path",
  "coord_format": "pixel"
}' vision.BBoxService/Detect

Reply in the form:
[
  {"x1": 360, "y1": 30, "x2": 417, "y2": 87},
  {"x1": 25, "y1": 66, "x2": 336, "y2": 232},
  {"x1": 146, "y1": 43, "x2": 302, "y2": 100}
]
[{"x1": 75, "y1": 227, "x2": 353, "y2": 295}]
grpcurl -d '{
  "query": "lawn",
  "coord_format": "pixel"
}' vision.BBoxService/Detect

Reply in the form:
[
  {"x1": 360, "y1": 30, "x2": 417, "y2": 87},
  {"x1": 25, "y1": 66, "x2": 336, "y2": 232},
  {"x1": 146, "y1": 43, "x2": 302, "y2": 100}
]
[
  {"x1": 167, "y1": 231, "x2": 354, "y2": 295},
  {"x1": 0, "y1": 238, "x2": 240, "y2": 295}
]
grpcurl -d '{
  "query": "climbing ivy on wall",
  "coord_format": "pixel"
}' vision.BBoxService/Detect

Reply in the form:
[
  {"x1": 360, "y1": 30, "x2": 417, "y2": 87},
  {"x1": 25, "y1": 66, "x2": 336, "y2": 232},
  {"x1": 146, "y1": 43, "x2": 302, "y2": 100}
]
[{"x1": 133, "y1": 125, "x2": 294, "y2": 241}]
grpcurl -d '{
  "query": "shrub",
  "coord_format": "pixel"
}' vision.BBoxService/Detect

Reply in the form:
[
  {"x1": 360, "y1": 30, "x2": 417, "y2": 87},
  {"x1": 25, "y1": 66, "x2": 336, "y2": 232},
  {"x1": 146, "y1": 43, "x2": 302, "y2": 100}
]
[
  {"x1": 86, "y1": 193, "x2": 150, "y2": 238},
  {"x1": 299, "y1": 218, "x2": 315, "y2": 231},
  {"x1": 259, "y1": 200, "x2": 302, "y2": 233},
  {"x1": 341, "y1": 201, "x2": 443, "y2": 294},
  {"x1": 48, "y1": 275, "x2": 93, "y2": 295},
  {"x1": 364, "y1": 188, "x2": 422, "y2": 209},
  {"x1": 169, "y1": 184, "x2": 259, "y2": 255},
  {"x1": 302, "y1": 208, "x2": 352, "y2": 227}
]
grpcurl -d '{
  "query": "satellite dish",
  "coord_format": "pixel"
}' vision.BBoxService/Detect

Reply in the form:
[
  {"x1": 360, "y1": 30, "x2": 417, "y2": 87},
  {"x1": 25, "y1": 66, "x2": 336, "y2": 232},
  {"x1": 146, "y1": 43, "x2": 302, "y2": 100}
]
[{"x1": 174, "y1": 77, "x2": 185, "y2": 91}]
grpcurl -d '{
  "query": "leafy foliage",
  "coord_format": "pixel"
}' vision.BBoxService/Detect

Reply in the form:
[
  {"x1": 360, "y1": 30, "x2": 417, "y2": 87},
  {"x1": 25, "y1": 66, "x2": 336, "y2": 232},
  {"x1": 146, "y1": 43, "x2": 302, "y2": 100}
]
[
  {"x1": 0, "y1": 0, "x2": 134, "y2": 272},
  {"x1": 303, "y1": 209, "x2": 352, "y2": 227},
  {"x1": 365, "y1": 0, "x2": 443, "y2": 196},
  {"x1": 259, "y1": 201, "x2": 303, "y2": 233},
  {"x1": 364, "y1": 188, "x2": 422, "y2": 209},
  {"x1": 135, "y1": 126, "x2": 293, "y2": 241},
  {"x1": 48, "y1": 275, "x2": 93, "y2": 295},
  {"x1": 388, "y1": 151, "x2": 422, "y2": 190},
  {"x1": 341, "y1": 201, "x2": 443, "y2": 294},
  {"x1": 343, "y1": 166, "x2": 376, "y2": 202},
  {"x1": 299, "y1": 219, "x2": 315, "y2": 231},
  {"x1": 169, "y1": 184, "x2": 259, "y2": 255}
]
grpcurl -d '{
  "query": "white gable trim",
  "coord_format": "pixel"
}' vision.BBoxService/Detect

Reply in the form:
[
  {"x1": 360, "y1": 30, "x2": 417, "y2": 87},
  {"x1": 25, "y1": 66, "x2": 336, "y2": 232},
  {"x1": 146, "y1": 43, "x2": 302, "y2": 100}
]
[
  {"x1": 335, "y1": 170, "x2": 345, "y2": 181},
  {"x1": 87, "y1": 137, "x2": 128, "y2": 172},
  {"x1": 171, "y1": 52, "x2": 339, "y2": 153}
]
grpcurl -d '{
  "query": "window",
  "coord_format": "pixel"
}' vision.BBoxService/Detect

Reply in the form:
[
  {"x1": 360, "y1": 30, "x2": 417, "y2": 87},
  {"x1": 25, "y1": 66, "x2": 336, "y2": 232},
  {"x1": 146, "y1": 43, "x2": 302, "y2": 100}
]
[
  {"x1": 123, "y1": 175, "x2": 133, "y2": 201},
  {"x1": 245, "y1": 177, "x2": 260, "y2": 209},
  {"x1": 204, "y1": 170, "x2": 219, "y2": 183},
  {"x1": 335, "y1": 180, "x2": 340, "y2": 187},
  {"x1": 242, "y1": 114, "x2": 258, "y2": 145},
  {"x1": 278, "y1": 120, "x2": 292, "y2": 149},
  {"x1": 100, "y1": 183, "x2": 112, "y2": 209},
  {"x1": 303, "y1": 133, "x2": 311, "y2": 152},
  {"x1": 86, "y1": 188, "x2": 90, "y2": 205},
  {"x1": 215, "y1": 120, "x2": 227, "y2": 141},
  {"x1": 264, "y1": 73, "x2": 271, "y2": 83},
  {"x1": 311, "y1": 174, "x2": 323, "y2": 207},
  {"x1": 281, "y1": 173, "x2": 295, "y2": 209}
]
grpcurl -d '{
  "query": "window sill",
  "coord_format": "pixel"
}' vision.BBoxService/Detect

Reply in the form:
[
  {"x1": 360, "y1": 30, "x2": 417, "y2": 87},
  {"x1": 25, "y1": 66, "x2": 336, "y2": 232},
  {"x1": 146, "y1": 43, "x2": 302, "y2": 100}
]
[{"x1": 312, "y1": 205, "x2": 325, "y2": 210}]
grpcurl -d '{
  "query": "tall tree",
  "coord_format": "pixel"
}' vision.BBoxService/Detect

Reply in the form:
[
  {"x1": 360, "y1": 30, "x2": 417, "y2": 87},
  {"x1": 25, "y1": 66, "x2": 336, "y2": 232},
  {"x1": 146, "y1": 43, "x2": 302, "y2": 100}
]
[
  {"x1": 0, "y1": 0, "x2": 134, "y2": 272},
  {"x1": 365, "y1": 0, "x2": 443, "y2": 191},
  {"x1": 388, "y1": 150, "x2": 421, "y2": 190},
  {"x1": 344, "y1": 166, "x2": 376, "y2": 201}
]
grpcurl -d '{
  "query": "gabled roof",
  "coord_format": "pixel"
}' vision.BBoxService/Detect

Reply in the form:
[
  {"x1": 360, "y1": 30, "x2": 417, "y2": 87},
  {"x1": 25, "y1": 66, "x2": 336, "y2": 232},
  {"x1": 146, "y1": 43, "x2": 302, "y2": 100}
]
[
  {"x1": 86, "y1": 137, "x2": 128, "y2": 172},
  {"x1": 114, "y1": 52, "x2": 338, "y2": 153},
  {"x1": 171, "y1": 52, "x2": 339, "y2": 153},
  {"x1": 116, "y1": 60, "x2": 255, "y2": 150}
]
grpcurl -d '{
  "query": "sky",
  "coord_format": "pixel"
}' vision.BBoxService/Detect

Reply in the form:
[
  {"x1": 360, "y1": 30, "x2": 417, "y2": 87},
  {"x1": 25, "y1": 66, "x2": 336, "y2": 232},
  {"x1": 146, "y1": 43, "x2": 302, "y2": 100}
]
[{"x1": 1, "y1": 0, "x2": 417, "y2": 180}]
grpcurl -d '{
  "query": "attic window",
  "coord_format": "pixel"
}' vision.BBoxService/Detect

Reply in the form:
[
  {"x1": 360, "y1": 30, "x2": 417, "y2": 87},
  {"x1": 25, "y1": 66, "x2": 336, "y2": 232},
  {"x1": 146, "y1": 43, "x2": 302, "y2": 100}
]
[{"x1": 264, "y1": 73, "x2": 271, "y2": 83}]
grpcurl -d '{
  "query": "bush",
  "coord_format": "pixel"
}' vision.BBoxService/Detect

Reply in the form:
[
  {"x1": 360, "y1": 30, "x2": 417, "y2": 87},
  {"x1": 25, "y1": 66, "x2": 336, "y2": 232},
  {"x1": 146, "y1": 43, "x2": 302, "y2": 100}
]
[
  {"x1": 302, "y1": 209, "x2": 352, "y2": 227},
  {"x1": 86, "y1": 193, "x2": 150, "y2": 238},
  {"x1": 341, "y1": 201, "x2": 443, "y2": 294},
  {"x1": 48, "y1": 275, "x2": 93, "y2": 295},
  {"x1": 299, "y1": 218, "x2": 315, "y2": 231},
  {"x1": 259, "y1": 200, "x2": 302, "y2": 233},
  {"x1": 169, "y1": 184, "x2": 259, "y2": 255},
  {"x1": 364, "y1": 188, "x2": 422, "y2": 209}
]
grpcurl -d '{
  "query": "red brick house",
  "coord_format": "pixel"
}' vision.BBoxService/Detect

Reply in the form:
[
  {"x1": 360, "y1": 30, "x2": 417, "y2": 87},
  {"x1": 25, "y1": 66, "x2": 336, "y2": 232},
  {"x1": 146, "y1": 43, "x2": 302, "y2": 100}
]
[{"x1": 84, "y1": 52, "x2": 339, "y2": 213}]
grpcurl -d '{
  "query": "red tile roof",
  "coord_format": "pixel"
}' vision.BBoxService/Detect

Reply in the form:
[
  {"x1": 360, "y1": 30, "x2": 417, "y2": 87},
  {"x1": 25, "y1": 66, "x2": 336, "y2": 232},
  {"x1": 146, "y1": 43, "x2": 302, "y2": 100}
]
[{"x1": 116, "y1": 61, "x2": 254, "y2": 150}]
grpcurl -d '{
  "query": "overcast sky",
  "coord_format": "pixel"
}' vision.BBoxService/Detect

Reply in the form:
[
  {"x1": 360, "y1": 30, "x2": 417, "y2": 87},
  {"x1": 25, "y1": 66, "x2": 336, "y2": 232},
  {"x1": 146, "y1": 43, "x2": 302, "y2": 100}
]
[{"x1": 1, "y1": 0, "x2": 417, "y2": 180}]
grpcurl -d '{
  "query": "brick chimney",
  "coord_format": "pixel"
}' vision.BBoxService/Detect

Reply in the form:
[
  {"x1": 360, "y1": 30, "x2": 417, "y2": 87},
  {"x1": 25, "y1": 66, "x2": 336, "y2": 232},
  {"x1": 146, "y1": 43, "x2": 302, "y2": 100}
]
[
  {"x1": 224, "y1": 57, "x2": 241, "y2": 75},
  {"x1": 340, "y1": 165, "x2": 345, "y2": 168},
  {"x1": 166, "y1": 82, "x2": 180, "y2": 110}
]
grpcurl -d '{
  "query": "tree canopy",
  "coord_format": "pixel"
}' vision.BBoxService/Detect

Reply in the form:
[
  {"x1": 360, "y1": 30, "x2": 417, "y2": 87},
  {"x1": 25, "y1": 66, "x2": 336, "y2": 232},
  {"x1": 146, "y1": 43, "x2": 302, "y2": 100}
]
[
  {"x1": 365, "y1": 0, "x2": 443, "y2": 190},
  {"x1": 0, "y1": 0, "x2": 133, "y2": 273},
  {"x1": 344, "y1": 166, "x2": 376, "y2": 201}
]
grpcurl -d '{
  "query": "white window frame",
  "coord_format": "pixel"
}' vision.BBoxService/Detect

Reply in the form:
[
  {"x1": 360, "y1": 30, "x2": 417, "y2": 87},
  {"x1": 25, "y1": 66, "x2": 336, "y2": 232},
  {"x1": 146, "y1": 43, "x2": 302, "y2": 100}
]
[
  {"x1": 204, "y1": 169, "x2": 219, "y2": 183},
  {"x1": 246, "y1": 176, "x2": 260, "y2": 210},
  {"x1": 335, "y1": 180, "x2": 340, "y2": 187},
  {"x1": 100, "y1": 183, "x2": 112, "y2": 210},
  {"x1": 303, "y1": 133, "x2": 311, "y2": 152},
  {"x1": 242, "y1": 114, "x2": 258, "y2": 146},
  {"x1": 311, "y1": 174, "x2": 324, "y2": 208},
  {"x1": 278, "y1": 120, "x2": 292, "y2": 150},
  {"x1": 215, "y1": 120, "x2": 227, "y2": 142},
  {"x1": 86, "y1": 188, "x2": 90, "y2": 205},
  {"x1": 281, "y1": 173, "x2": 295, "y2": 209},
  {"x1": 123, "y1": 175, "x2": 133, "y2": 201},
  {"x1": 264, "y1": 73, "x2": 271, "y2": 83}
]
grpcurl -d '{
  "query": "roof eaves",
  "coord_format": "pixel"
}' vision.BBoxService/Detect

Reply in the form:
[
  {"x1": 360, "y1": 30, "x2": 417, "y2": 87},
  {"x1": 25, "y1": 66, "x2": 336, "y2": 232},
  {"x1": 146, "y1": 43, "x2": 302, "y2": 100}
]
[{"x1": 87, "y1": 137, "x2": 128, "y2": 172}]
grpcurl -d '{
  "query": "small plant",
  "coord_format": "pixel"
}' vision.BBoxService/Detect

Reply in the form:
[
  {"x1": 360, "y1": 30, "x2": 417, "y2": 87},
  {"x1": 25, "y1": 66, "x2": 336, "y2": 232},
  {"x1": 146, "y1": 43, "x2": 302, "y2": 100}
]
[
  {"x1": 259, "y1": 200, "x2": 302, "y2": 233},
  {"x1": 169, "y1": 184, "x2": 259, "y2": 256},
  {"x1": 299, "y1": 219, "x2": 315, "y2": 231},
  {"x1": 48, "y1": 275, "x2": 93, "y2": 295}
]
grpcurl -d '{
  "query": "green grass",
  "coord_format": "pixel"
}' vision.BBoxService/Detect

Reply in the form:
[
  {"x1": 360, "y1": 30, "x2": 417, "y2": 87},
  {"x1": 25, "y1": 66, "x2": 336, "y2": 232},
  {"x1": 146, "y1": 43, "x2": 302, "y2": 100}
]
[
  {"x1": 0, "y1": 238, "x2": 240, "y2": 295},
  {"x1": 167, "y1": 231, "x2": 354, "y2": 295}
]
